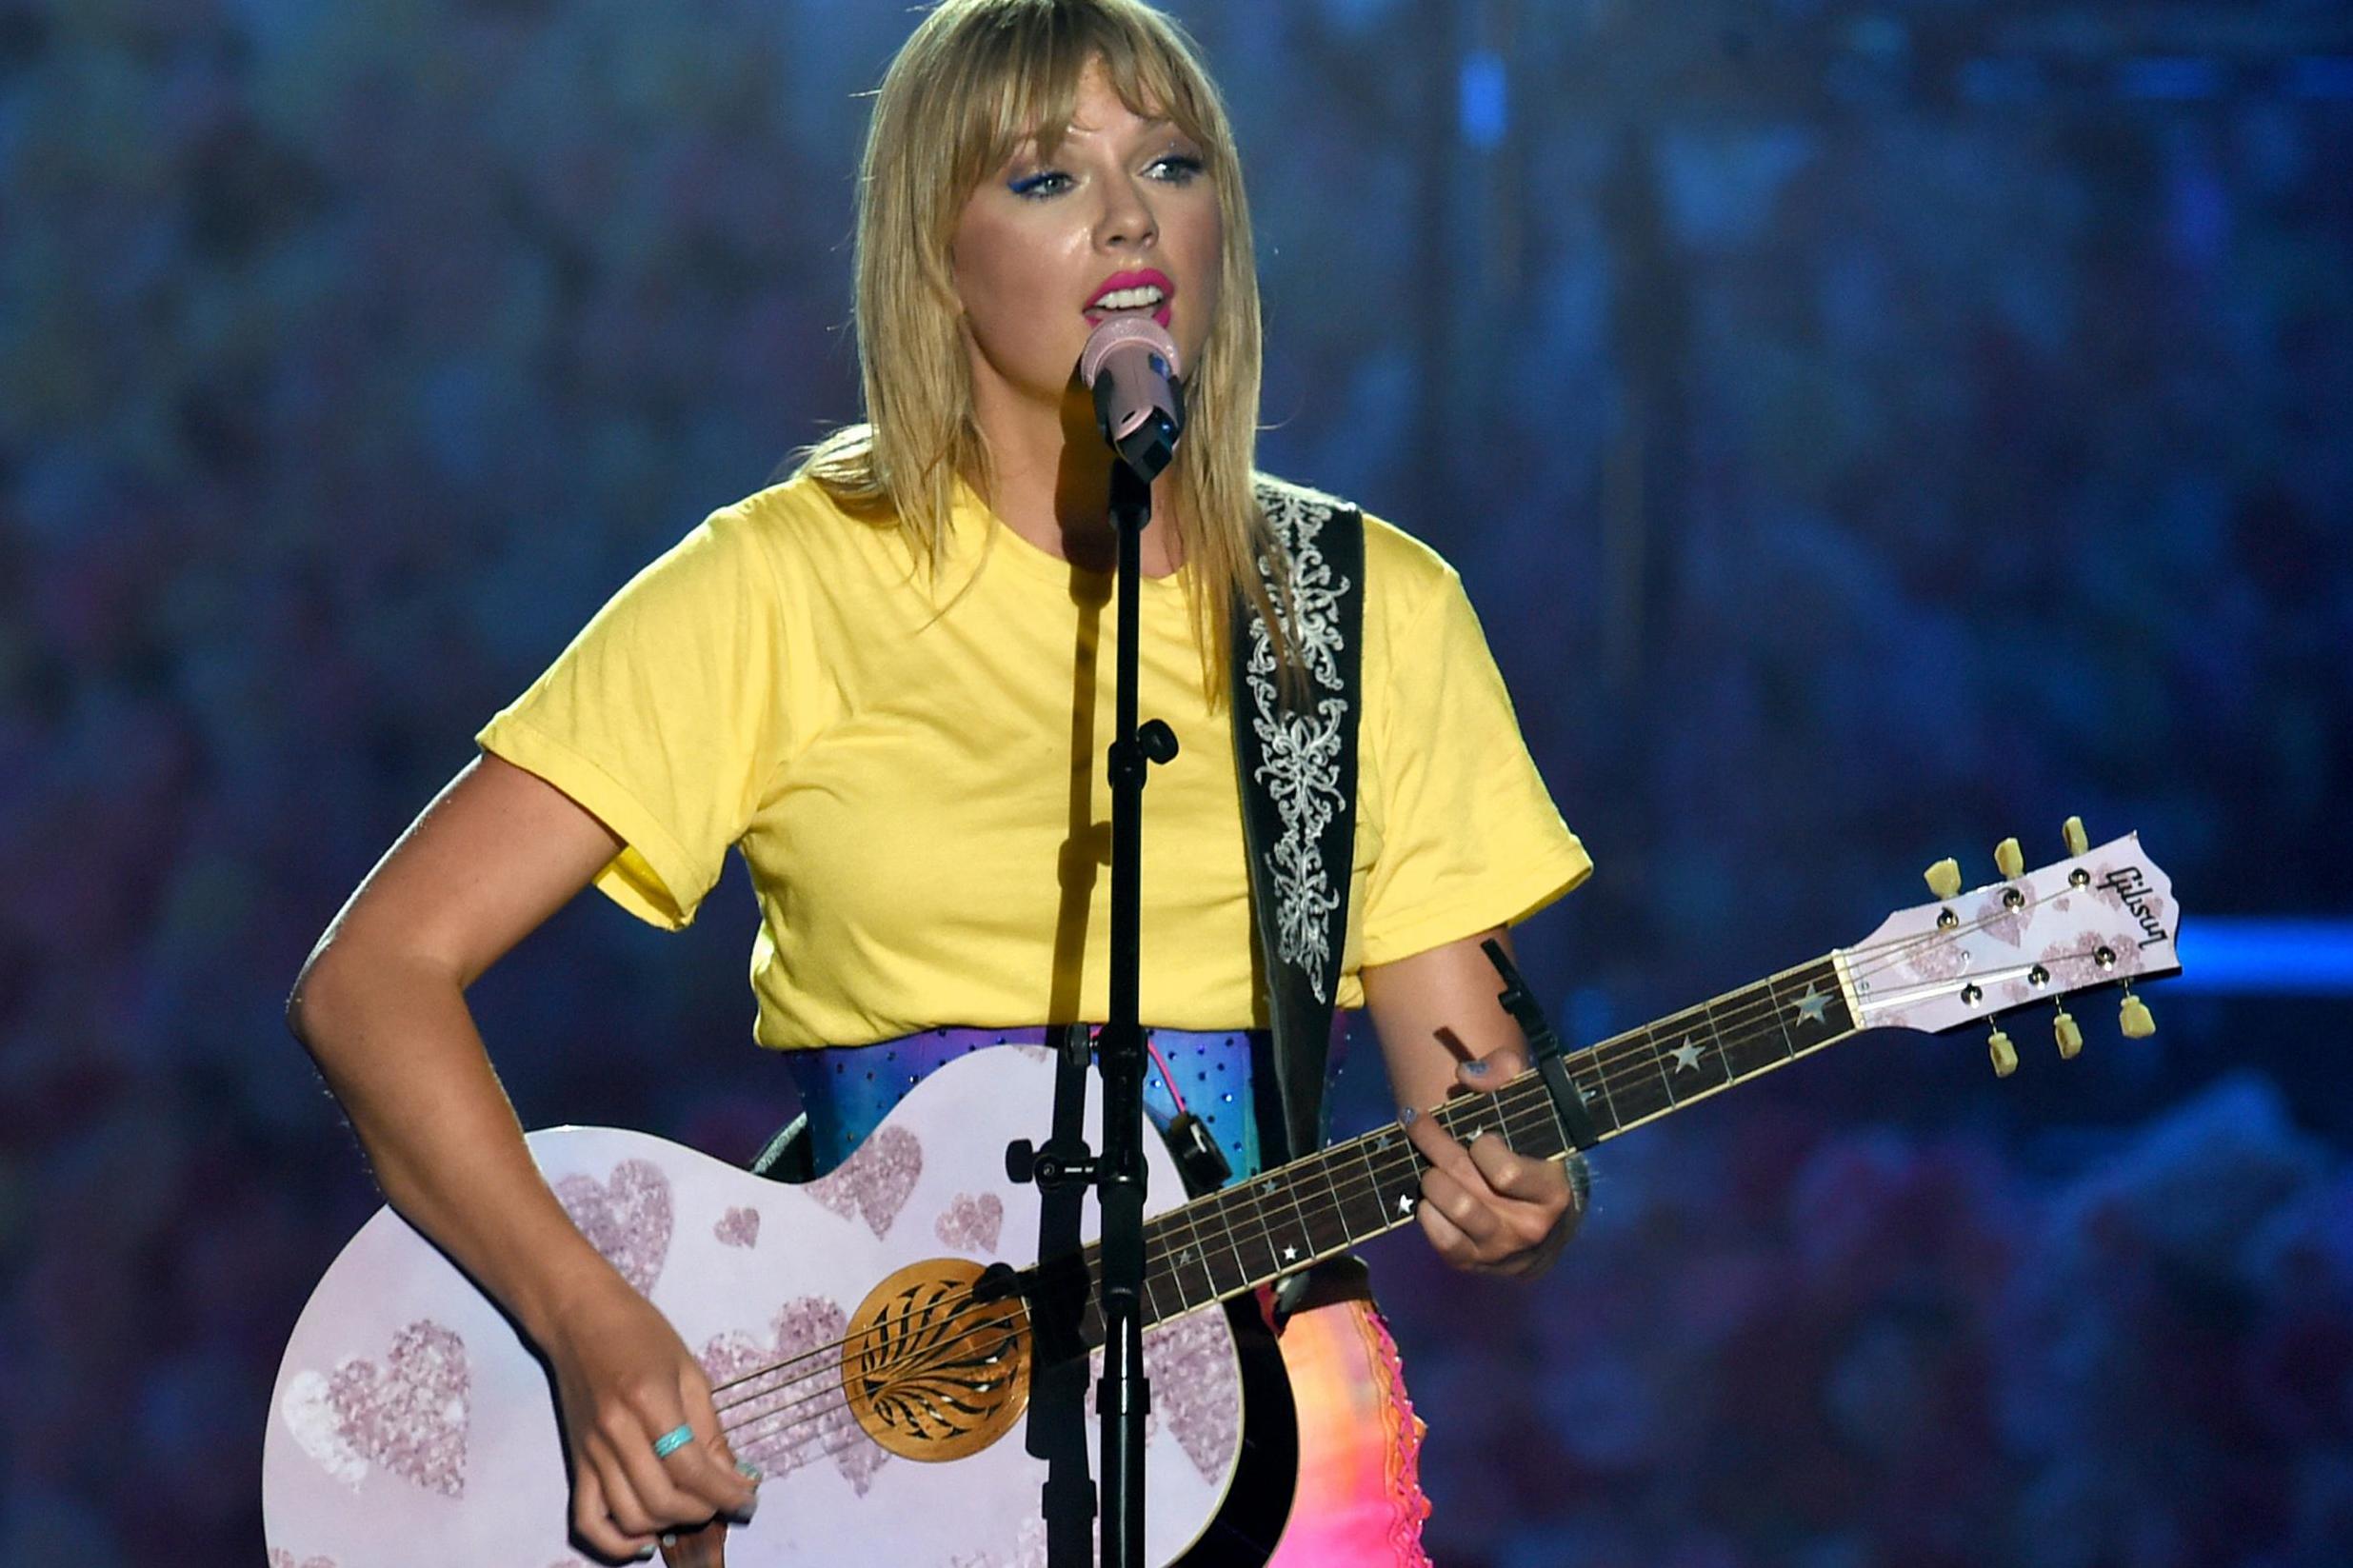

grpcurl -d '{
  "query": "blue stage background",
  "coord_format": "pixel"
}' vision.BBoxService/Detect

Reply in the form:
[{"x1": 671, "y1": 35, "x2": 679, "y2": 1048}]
[{"x1": 3, "y1": 1, "x2": 2349, "y2": 1562}]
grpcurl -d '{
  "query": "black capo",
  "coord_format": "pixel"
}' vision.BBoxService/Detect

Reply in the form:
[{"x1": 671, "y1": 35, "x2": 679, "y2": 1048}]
[{"x1": 1480, "y1": 938, "x2": 1601, "y2": 1153}]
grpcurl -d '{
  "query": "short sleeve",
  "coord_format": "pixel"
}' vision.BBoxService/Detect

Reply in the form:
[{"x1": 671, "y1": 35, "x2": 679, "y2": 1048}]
[
  {"x1": 1359, "y1": 566, "x2": 1592, "y2": 964},
  {"x1": 476, "y1": 506, "x2": 788, "y2": 929}
]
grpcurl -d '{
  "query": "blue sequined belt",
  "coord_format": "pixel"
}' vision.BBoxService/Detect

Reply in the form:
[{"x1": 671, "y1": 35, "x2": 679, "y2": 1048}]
[{"x1": 781, "y1": 1026, "x2": 1266, "y2": 1181}]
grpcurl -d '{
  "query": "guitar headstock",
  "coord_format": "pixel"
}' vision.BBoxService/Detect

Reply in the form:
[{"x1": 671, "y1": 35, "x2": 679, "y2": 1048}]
[{"x1": 1842, "y1": 823, "x2": 2179, "y2": 1069}]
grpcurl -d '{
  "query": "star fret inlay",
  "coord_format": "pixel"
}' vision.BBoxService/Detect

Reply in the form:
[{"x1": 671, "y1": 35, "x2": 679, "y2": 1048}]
[
  {"x1": 1792, "y1": 982, "x2": 1832, "y2": 1028},
  {"x1": 1669, "y1": 1039, "x2": 1705, "y2": 1073}
]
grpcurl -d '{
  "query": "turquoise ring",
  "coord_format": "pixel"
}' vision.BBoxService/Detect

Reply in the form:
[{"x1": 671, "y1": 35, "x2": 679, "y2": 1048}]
[{"x1": 651, "y1": 1423, "x2": 695, "y2": 1459}]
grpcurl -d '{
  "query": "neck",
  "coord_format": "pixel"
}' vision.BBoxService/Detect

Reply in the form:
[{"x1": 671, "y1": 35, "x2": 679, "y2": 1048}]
[
  {"x1": 1032, "y1": 953, "x2": 1862, "y2": 1354},
  {"x1": 971, "y1": 384, "x2": 1186, "y2": 578}
]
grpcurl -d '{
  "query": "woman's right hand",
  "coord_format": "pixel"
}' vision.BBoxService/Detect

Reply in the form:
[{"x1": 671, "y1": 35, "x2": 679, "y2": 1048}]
[{"x1": 540, "y1": 1267, "x2": 761, "y2": 1562}]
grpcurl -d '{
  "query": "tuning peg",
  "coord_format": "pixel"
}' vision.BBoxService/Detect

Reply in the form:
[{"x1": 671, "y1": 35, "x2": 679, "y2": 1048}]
[
  {"x1": 2054, "y1": 1008, "x2": 2083, "y2": 1060},
  {"x1": 1925, "y1": 858, "x2": 1962, "y2": 900},
  {"x1": 1995, "y1": 837, "x2": 2024, "y2": 880},
  {"x1": 1988, "y1": 1026, "x2": 2018, "y2": 1078},
  {"x1": 2063, "y1": 816, "x2": 2088, "y2": 857},
  {"x1": 2119, "y1": 988, "x2": 2155, "y2": 1039}
]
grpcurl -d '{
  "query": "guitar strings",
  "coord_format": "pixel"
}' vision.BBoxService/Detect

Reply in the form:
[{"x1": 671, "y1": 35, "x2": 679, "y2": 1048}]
[
  {"x1": 710, "y1": 1085, "x2": 1593, "y2": 1459},
  {"x1": 700, "y1": 894, "x2": 2101, "y2": 1444},
  {"x1": 708, "y1": 1073, "x2": 1609, "y2": 1452}
]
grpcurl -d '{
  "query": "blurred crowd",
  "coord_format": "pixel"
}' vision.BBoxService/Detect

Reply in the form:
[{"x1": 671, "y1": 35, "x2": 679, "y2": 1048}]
[{"x1": 2, "y1": 0, "x2": 2347, "y2": 1562}]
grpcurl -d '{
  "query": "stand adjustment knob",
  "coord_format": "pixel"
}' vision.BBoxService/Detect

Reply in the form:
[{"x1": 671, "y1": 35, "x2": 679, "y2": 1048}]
[
  {"x1": 1005, "y1": 1140, "x2": 1038, "y2": 1184},
  {"x1": 1138, "y1": 720, "x2": 1179, "y2": 764}
]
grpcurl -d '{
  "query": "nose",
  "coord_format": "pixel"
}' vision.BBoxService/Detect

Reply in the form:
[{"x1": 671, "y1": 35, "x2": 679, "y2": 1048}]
[{"x1": 1095, "y1": 172, "x2": 1158, "y2": 252}]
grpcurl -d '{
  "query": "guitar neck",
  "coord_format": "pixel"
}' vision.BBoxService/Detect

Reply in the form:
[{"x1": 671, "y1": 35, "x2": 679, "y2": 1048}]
[{"x1": 1060, "y1": 954, "x2": 1860, "y2": 1342}]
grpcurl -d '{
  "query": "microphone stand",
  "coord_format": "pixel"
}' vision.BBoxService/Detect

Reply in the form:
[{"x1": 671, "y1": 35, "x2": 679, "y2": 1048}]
[
  {"x1": 1005, "y1": 450, "x2": 1175, "y2": 1568},
  {"x1": 1094, "y1": 452, "x2": 1174, "y2": 1568}
]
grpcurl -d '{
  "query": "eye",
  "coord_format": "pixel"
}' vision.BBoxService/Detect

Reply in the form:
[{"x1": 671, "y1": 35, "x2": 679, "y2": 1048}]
[
  {"x1": 1007, "y1": 169, "x2": 1072, "y2": 199},
  {"x1": 1149, "y1": 153, "x2": 1206, "y2": 184}
]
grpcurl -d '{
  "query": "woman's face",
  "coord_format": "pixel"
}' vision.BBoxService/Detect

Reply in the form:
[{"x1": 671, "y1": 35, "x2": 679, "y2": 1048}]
[{"x1": 949, "y1": 62, "x2": 1224, "y2": 423}]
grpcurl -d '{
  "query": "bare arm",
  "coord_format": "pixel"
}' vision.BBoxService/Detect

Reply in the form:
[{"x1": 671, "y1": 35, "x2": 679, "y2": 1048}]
[
  {"x1": 289, "y1": 754, "x2": 624, "y2": 1334},
  {"x1": 288, "y1": 753, "x2": 755, "y2": 1558},
  {"x1": 1361, "y1": 927, "x2": 1584, "y2": 1276}
]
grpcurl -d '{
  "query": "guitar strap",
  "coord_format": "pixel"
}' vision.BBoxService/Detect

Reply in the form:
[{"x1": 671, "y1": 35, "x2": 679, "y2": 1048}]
[{"x1": 1230, "y1": 481, "x2": 1365, "y2": 1170}]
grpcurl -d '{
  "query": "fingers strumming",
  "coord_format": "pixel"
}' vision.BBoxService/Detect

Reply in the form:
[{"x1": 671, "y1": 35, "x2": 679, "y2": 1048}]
[{"x1": 686, "y1": 1376, "x2": 760, "y2": 1517}]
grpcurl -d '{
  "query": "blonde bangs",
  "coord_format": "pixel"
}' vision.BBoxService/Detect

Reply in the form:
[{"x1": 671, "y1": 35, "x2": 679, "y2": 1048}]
[{"x1": 798, "y1": 0, "x2": 1287, "y2": 702}]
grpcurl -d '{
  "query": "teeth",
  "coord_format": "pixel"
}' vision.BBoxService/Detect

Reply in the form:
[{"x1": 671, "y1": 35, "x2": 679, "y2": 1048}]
[{"x1": 1091, "y1": 286, "x2": 1166, "y2": 310}]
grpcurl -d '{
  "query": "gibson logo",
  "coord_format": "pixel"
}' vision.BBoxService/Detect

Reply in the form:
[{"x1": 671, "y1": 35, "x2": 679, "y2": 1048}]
[{"x1": 2099, "y1": 866, "x2": 2169, "y2": 948}]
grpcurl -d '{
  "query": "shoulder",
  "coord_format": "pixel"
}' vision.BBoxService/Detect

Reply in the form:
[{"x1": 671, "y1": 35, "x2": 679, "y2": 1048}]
[
  {"x1": 724, "y1": 466, "x2": 879, "y2": 547},
  {"x1": 694, "y1": 467, "x2": 913, "y2": 588},
  {"x1": 1249, "y1": 471, "x2": 1459, "y2": 626}
]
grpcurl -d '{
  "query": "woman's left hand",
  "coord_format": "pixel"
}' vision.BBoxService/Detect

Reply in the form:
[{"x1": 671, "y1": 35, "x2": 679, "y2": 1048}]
[{"x1": 1399, "y1": 1045, "x2": 1585, "y2": 1277}]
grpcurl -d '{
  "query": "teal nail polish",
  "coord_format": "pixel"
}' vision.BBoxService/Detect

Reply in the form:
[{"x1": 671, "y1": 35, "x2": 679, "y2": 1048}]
[
  {"x1": 1399, "y1": 1105, "x2": 1418, "y2": 1125},
  {"x1": 735, "y1": 1459, "x2": 764, "y2": 1483},
  {"x1": 1464, "y1": 1059, "x2": 1490, "y2": 1077}
]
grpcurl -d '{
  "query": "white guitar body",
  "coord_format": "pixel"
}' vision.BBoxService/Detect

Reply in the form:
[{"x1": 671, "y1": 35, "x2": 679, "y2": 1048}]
[{"x1": 265, "y1": 1046, "x2": 1263, "y2": 1568}]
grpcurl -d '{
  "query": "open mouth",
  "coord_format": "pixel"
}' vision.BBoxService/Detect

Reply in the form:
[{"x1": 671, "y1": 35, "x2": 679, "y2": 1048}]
[{"x1": 1085, "y1": 271, "x2": 1174, "y2": 329}]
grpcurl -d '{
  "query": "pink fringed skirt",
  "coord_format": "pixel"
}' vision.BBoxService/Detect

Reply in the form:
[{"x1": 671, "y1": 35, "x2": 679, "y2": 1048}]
[{"x1": 1265, "y1": 1286, "x2": 1432, "y2": 1567}]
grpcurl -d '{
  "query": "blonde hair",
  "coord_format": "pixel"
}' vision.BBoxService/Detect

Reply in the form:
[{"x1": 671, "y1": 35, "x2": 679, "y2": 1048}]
[{"x1": 797, "y1": 0, "x2": 1284, "y2": 698}]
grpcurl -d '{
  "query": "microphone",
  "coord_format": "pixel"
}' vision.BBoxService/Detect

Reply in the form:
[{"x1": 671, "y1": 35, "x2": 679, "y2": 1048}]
[{"x1": 1079, "y1": 316, "x2": 1185, "y2": 481}]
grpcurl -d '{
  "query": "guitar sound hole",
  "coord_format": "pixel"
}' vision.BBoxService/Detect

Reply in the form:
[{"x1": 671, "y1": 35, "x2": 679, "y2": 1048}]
[{"x1": 842, "y1": 1258, "x2": 1034, "y2": 1462}]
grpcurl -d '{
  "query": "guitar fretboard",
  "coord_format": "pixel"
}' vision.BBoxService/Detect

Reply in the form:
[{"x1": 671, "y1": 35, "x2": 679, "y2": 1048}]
[{"x1": 1063, "y1": 955, "x2": 1857, "y2": 1346}]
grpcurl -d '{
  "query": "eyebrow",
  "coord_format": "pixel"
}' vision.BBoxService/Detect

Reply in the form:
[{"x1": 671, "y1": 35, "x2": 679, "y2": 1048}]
[{"x1": 1010, "y1": 113, "x2": 1180, "y2": 150}]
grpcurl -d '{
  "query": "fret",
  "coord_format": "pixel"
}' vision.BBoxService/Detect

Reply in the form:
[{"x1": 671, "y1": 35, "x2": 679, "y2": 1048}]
[
  {"x1": 1228, "y1": 1176, "x2": 1290, "y2": 1281},
  {"x1": 1576, "y1": 1036, "x2": 1626, "y2": 1134},
  {"x1": 1296, "y1": 1150, "x2": 1358, "y2": 1257},
  {"x1": 1193, "y1": 1194, "x2": 1255, "y2": 1299},
  {"x1": 1769, "y1": 974, "x2": 1803, "y2": 1060},
  {"x1": 1141, "y1": 1268, "x2": 1167, "y2": 1323},
  {"x1": 1361, "y1": 1123, "x2": 1426, "y2": 1230},
  {"x1": 1257, "y1": 1169, "x2": 1316, "y2": 1274},
  {"x1": 1599, "y1": 1029, "x2": 1674, "y2": 1126},
  {"x1": 1565, "y1": 1053, "x2": 1626, "y2": 1138},
  {"x1": 1435, "y1": 1095, "x2": 1494, "y2": 1151},
  {"x1": 1719, "y1": 979, "x2": 1793, "y2": 1079},
  {"x1": 1147, "y1": 1212, "x2": 1214, "y2": 1317},
  {"x1": 1782, "y1": 959, "x2": 1846, "y2": 1050},
  {"x1": 1198, "y1": 1182, "x2": 1266, "y2": 1287},
  {"x1": 1347, "y1": 1129, "x2": 1403, "y2": 1239},
  {"x1": 1509, "y1": 1078, "x2": 1569, "y2": 1161},
  {"x1": 1697, "y1": 996, "x2": 1740, "y2": 1086},
  {"x1": 1655, "y1": 1002, "x2": 1734, "y2": 1104}
]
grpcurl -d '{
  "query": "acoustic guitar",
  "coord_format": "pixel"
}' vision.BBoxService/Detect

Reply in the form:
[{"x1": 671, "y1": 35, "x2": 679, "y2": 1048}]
[{"x1": 265, "y1": 825, "x2": 2180, "y2": 1567}]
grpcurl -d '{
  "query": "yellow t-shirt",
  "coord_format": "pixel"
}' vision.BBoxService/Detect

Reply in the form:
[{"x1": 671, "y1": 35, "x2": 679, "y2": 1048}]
[{"x1": 477, "y1": 471, "x2": 1591, "y2": 1048}]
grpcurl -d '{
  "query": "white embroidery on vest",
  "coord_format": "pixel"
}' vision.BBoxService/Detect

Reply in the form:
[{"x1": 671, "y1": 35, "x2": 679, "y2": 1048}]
[{"x1": 1246, "y1": 484, "x2": 1351, "y2": 1002}]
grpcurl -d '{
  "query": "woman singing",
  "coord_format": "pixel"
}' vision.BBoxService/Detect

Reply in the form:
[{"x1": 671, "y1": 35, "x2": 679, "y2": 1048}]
[{"x1": 287, "y1": 0, "x2": 1592, "y2": 1561}]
